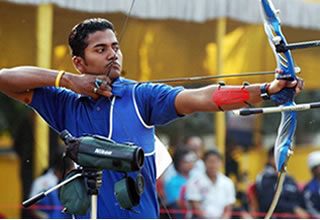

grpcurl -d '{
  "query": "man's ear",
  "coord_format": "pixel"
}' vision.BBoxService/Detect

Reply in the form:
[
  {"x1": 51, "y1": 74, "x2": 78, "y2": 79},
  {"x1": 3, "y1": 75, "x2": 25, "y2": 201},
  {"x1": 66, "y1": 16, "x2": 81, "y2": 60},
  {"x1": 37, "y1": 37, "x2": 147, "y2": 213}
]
[{"x1": 72, "y1": 56, "x2": 86, "y2": 73}]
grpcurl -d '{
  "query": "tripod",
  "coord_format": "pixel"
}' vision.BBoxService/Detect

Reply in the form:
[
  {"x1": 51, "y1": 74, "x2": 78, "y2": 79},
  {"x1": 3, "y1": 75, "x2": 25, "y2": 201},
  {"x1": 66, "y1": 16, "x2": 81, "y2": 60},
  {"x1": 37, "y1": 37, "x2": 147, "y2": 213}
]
[{"x1": 23, "y1": 168, "x2": 102, "y2": 219}]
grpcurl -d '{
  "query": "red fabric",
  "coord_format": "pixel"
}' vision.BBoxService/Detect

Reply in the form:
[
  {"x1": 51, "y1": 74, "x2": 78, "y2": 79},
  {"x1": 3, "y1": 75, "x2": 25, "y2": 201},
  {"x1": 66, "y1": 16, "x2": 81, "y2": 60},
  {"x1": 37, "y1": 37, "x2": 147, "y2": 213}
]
[
  {"x1": 247, "y1": 183, "x2": 257, "y2": 205},
  {"x1": 247, "y1": 183, "x2": 259, "y2": 218},
  {"x1": 157, "y1": 177, "x2": 165, "y2": 199},
  {"x1": 178, "y1": 185, "x2": 188, "y2": 218},
  {"x1": 213, "y1": 88, "x2": 249, "y2": 106}
]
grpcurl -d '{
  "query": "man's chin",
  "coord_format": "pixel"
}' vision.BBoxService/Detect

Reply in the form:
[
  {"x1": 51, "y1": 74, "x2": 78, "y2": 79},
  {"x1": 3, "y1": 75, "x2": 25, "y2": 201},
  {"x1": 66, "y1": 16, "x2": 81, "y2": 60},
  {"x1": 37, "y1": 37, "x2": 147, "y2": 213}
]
[{"x1": 108, "y1": 70, "x2": 121, "y2": 81}]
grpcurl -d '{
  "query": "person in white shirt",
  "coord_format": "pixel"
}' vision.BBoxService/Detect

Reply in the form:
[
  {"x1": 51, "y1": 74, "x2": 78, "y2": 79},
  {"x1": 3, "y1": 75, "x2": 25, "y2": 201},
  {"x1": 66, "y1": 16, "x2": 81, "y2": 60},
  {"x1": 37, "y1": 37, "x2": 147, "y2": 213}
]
[{"x1": 185, "y1": 149, "x2": 236, "y2": 218}]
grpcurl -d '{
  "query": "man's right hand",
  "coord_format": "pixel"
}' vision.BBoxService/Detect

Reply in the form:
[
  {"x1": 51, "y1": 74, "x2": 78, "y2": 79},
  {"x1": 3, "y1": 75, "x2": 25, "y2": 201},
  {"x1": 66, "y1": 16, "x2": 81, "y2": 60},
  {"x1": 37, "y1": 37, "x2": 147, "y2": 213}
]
[{"x1": 65, "y1": 73, "x2": 113, "y2": 99}]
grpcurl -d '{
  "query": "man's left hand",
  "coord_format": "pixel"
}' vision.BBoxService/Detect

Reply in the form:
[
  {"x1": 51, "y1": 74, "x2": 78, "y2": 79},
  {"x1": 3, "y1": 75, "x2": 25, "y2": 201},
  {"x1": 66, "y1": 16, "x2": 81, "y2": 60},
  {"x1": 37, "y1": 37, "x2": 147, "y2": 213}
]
[{"x1": 267, "y1": 77, "x2": 304, "y2": 105}]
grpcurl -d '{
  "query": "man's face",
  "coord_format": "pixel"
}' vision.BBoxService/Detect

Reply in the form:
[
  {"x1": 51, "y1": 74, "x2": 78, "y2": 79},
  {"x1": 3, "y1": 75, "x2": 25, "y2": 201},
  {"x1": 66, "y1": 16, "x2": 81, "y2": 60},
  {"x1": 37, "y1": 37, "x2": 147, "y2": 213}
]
[
  {"x1": 313, "y1": 165, "x2": 320, "y2": 179},
  {"x1": 80, "y1": 29, "x2": 123, "y2": 80},
  {"x1": 205, "y1": 154, "x2": 221, "y2": 177},
  {"x1": 179, "y1": 153, "x2": 197, "y2": 175}
]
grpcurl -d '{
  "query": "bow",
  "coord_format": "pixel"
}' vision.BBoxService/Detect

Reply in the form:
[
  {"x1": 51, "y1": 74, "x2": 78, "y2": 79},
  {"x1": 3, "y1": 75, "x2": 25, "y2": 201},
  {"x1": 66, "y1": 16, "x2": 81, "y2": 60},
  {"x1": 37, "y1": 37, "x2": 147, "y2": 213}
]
[{"x1": 260, "y1": 0, "x2": 297, "y2": 218}]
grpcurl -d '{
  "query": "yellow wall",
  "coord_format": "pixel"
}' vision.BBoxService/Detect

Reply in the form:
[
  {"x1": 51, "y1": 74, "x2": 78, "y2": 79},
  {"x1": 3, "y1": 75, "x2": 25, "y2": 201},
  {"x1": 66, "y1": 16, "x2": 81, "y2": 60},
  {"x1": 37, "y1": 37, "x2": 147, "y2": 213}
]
[
  {"x1": 0, "y1": 152, "x2": 21, "y2": 218},
  {"x1": 1, "y1": 1, "x2": 320, "y2": 88},
  {"x1": 241, "y1": 146, "x2": 319, "y2": 184}
]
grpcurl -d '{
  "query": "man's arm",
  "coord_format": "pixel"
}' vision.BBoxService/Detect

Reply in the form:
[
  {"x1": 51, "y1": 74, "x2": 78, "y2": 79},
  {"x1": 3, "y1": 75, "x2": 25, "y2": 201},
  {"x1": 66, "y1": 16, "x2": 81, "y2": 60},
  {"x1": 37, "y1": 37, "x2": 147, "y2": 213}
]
[
  {"x1": 175, "y1": 79, "x2": 303, "y2": 115},
  {"x1": 222, "y1": 204, "x2": 233, "y2": 219},
  {"x1": 0, "y1": 66, "x2": 112, "y2": 104}
]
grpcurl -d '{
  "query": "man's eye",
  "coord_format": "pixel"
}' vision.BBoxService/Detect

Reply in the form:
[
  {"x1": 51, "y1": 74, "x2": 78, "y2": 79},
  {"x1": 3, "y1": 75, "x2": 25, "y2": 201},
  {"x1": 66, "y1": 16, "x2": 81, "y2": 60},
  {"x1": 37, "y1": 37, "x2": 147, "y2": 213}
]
[
  {"x1": 97, "y1": 48, "x2": 105, "y2": 53},
  {"x1": 113, "y1": 46, "x2": 120, "y2": 52}
]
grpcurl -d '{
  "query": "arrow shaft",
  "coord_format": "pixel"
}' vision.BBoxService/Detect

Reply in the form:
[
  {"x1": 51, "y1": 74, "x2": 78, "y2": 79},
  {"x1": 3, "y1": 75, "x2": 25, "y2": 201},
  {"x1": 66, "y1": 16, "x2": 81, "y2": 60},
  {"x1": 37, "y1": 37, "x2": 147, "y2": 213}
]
[
  {"x1": 276, "y1": 40, "x2": 320, "y2": 53},
  {"x1": 233, "y1": 102, "x2": 320, "y2": 116},
  {"x1": 286, "y1": 40, "x2": 320, "y2": 50}
]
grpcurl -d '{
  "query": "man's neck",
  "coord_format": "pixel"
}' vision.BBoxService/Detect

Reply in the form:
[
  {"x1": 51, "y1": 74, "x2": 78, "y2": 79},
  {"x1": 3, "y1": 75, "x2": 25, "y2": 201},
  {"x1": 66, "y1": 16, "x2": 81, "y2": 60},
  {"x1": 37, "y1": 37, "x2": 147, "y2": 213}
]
[
  {"x1": 207, "y1": 172, "x2": 218, "y2": 183},
  {"x1": 180, "y1": 171, "x2": 189, "y2": 178}
]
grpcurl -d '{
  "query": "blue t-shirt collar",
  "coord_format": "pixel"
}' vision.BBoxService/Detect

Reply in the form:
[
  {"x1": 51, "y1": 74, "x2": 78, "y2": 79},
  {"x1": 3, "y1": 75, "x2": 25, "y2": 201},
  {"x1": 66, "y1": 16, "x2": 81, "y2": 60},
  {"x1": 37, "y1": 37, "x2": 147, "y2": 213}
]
[{"x1": 111, "y1": 77, "x2": 126, "y2": 97}]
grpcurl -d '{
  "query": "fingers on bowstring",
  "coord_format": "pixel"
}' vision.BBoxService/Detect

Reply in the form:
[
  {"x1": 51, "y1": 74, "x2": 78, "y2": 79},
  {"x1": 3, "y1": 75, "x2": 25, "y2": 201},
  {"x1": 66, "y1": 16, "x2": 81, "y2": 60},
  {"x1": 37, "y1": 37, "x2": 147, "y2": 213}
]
[
  {"x1": 96, "y1": 85, "x2": 113, "y2": 98},
  {"x1": 297, "y1": 77, "x2": 305, "y2": 90},
  {"x1": 285, "y1": 80, "x2": 298, "y2": 88},
  {"x1": 96, "y1": 76, "x2": 112, "y2": 85}
]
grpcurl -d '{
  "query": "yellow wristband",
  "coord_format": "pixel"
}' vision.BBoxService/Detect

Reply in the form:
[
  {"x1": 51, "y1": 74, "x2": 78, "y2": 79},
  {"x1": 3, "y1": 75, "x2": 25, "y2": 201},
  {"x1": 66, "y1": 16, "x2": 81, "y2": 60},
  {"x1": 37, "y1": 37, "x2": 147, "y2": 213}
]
[{"x1": 55, "y1": 70, "x2": 65, "y2": 87}]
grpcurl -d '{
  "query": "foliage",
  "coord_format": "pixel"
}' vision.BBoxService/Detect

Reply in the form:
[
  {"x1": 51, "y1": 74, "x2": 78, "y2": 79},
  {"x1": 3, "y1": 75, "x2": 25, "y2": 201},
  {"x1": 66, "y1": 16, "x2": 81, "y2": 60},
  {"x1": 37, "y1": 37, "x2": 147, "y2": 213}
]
[{"x1": 0, "y1": 93, "x2": 32, "y2": 136}]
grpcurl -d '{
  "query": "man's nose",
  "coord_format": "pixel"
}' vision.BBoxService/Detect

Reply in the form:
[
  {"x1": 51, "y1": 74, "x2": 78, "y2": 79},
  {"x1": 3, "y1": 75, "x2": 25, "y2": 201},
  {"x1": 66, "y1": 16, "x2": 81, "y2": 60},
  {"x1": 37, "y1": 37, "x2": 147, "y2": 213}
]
[{"x1": 107, "y1": 48, "x2": 118, "y2": 61}]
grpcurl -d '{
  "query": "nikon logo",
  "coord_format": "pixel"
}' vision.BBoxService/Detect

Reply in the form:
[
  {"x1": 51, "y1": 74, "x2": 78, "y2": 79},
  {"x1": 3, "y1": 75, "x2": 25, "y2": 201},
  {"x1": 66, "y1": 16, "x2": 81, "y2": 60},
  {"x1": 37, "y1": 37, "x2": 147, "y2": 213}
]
[{"x1": 95, "y1": 148, "x2": 112, "y2": 155}]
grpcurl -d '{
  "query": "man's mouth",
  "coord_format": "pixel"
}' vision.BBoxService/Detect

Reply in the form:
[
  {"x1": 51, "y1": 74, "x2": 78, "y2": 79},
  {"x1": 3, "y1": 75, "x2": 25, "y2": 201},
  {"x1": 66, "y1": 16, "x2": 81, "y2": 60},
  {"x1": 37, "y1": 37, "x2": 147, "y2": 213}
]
[
  {"x1": 106, "y1": 61, "x2": 120, "y2": 70},
  {"x1": 111, "y1": 63, "x2": 120, "y2": 70},
  {"x1": 105, "y1": 62, "x2": 121, "y2": 77}
]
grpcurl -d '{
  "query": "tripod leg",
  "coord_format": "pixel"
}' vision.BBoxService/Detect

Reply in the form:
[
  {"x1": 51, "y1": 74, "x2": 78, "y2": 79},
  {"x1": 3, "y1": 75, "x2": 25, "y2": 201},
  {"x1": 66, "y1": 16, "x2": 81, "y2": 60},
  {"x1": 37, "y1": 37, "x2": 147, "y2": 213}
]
[
  {"x1": 23, "y1": 172, "x2": 83, "y2": 207},
  {"x1": 91, "y1": 195, "x2": 98, "y2": 219},
  {"x1": 84, "y1": 169, "x2": 102, "y2": 219}
]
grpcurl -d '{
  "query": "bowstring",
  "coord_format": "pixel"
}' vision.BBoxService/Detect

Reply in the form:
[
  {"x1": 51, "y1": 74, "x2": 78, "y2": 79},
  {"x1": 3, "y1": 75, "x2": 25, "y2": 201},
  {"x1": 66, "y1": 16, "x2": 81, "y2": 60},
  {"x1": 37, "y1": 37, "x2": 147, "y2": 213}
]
[{"x1": 106, "y1": 0, "x2": 136, "y2": 144}]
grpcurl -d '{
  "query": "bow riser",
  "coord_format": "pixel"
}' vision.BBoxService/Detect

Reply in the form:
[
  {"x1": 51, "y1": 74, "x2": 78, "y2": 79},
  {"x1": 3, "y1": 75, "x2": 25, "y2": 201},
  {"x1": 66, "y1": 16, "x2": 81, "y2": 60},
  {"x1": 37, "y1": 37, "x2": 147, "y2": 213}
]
[
  {"x1": 260, "y1": 0, "x2": 298, "y2": 218},
  {"x1": 261, "y1": 0, "x2": 296, "y2": 81},
  {"x1": 275, "y1": 107, "x2": 296, "y2": 171},
  {"x1": 260, "y1": 0, "x2": 297, "y2": 171}
]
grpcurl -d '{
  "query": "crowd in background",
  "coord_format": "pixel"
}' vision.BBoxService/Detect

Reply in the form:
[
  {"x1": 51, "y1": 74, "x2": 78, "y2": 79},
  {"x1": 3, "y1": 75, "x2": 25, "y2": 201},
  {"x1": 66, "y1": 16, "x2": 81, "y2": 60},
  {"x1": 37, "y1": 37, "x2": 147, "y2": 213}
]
[{"x1": 157, "y1": 136, "x2": 320, "y2": 219}]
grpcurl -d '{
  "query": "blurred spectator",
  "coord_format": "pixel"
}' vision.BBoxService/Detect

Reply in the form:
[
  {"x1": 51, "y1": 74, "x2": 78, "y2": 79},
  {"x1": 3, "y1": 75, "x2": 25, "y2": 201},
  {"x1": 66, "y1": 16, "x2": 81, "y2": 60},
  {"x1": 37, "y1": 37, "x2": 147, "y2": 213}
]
[
  {"x1": 185, "y1": 149, "x2": 236, "y2": 218},
  {"x1": 185, "y1": 136, "x2": 203, "y2": 157},
  {"x1": 29, "y1": 148, "x2": 74, "y2": 218},
  {"x1": 303, "y1": 151, "x2": 320, "y2": 218},
  {"x1": 164, "y1": 147, "x2": 197, "y2": 218},
  {"x1": 162, "y1": 136, "x2": 205, "y2": 184},
  {"x1": 185, "y1": 136, "x2": 206, "y2": 177},
  {"x1": 255, "y1": 147, "x2": 308, "y2": 219},
  {"x1": 225, "y1": 140, "x2": 240, "y2": 181}
]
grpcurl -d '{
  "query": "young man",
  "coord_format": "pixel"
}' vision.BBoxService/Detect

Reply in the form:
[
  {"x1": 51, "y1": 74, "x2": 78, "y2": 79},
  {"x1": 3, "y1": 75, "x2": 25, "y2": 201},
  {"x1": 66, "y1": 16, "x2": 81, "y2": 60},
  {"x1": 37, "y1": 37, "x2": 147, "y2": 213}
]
[
  {"x1": 164, "y1": 147, "x2": 197, "y2": 218},
  {"x1": 255, "y1": 147, "x2": 308, "y2": 219},
  {"x1": 303, "y1": 151, "x2": 320, "y2": 218},
  {"x1": 0, "y1": 18, "x2": 303, "y2": 218},
  {"x1": 185, "y1": 149, "x2": 236, "y2": 218}
]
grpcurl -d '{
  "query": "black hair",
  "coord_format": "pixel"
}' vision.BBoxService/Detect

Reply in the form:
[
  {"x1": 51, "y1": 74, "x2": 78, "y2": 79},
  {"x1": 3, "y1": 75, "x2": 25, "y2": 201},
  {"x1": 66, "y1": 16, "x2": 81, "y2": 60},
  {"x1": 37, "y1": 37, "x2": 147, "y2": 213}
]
[
  {"x1": 68, "y1": 18, "x2": 115, "y2": 58},
  {"x1": 203, "y1": 149, "x2": 222, "y2": 161},
  {"x1": 173, "y1": 147, "x2": 195, "y2": 172}
]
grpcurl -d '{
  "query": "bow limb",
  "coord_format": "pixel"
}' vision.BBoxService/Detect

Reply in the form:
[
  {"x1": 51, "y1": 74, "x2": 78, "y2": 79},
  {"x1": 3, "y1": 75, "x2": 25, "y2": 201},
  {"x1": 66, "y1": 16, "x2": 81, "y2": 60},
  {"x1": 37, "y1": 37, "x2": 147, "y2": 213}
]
[
  {"x1": 260, "y1": 0, "x2": 298, "y2": 218},
  {"x1": 264, "y1": 156, "x2": 288, "y2": 219},
  {"x1": 264, "y1": 170, "x2": 285, "y2": 219}
]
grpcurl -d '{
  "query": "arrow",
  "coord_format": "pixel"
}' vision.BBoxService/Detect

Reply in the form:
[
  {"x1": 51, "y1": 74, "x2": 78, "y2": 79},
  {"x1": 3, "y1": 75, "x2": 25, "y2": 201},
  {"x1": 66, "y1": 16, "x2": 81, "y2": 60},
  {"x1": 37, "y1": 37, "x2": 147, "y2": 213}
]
[{"x1": 232, "y1": 102, "x2": 320, "y2": 116}]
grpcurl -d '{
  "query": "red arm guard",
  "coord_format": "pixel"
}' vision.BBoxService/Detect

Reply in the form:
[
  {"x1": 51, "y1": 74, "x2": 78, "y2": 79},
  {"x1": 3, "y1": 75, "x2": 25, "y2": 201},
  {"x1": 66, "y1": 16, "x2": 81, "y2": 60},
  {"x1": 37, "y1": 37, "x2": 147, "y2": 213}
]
[{"x1": 213, "y1": 87, "x2": 250, "y2": 110}]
